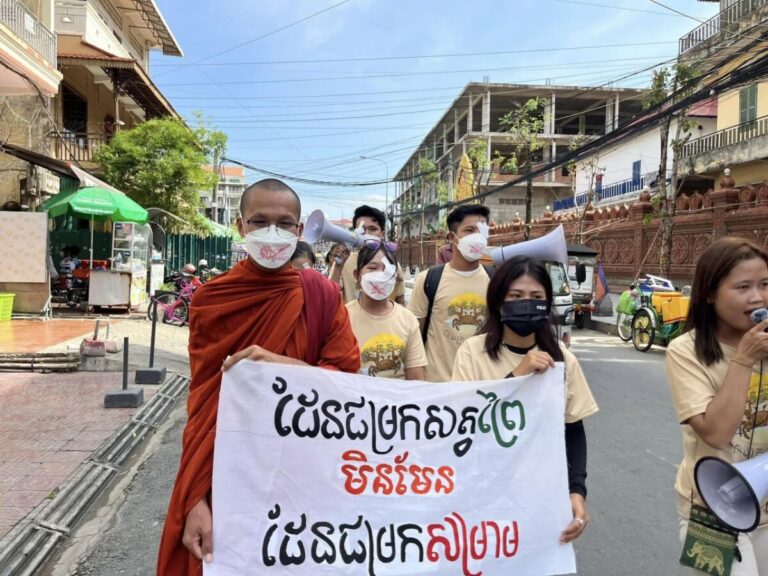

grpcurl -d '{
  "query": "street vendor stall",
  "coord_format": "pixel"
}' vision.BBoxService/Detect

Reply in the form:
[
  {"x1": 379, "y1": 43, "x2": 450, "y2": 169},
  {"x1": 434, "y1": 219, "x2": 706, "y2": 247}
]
[{"x1": 39, "y1": 186, "x2": 149, "y2": 311}]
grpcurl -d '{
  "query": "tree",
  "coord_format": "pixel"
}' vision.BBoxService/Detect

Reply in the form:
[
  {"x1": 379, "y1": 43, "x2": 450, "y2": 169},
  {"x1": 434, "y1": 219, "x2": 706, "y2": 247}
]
[
  {"x1": 643, "y1": 64, "x2": 697, "y2": 277},
  {"x1": 567, "y1": 134, "x2": 604, "y2": 245},
  {"x1": 94, "y1": 117, "x2": 227, "y2": 234},
  {"x1": 498, "y1": 98, "x2": 546, "y2": 238}
]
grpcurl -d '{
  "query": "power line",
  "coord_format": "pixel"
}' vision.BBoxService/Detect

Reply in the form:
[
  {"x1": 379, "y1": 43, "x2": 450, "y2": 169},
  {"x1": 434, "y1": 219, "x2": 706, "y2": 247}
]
[
  {"x1": 152, "y1": 40, "x2": 677, "y2": 68},
  {"x1": 159, "y1": 55, "x2": 674, "y2": 87},
  {"x1": 551, "y1": 0, "x2": 680, "y2": 15},
  {"x1": 153, "y1": 0, "x2": 355, "y2": 78}
]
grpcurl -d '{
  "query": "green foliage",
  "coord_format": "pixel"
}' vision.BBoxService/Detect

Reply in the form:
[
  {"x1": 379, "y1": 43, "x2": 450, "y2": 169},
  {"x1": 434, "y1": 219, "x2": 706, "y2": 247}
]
[
  {"x1": 416, "y1": 157, "x2": 438, "y2": 184},
  {"x1": 467, "y1": 139, "x2": 490, "y2": 171},
  {"x1": 643, "y1": 63, "x2": 698, "y2": 110},
  {"x1": 94, "y1": 117, "x2": 227, "y2": 234},
  {"x1": 498, "y1": 97, "x2": 546, "y2": 173}
]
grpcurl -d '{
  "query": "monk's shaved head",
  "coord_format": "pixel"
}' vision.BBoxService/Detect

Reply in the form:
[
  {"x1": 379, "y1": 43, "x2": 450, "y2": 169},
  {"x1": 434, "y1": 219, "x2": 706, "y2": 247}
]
[{"x1": 239, "y1": 178, "x2": 301, "y2": 219}]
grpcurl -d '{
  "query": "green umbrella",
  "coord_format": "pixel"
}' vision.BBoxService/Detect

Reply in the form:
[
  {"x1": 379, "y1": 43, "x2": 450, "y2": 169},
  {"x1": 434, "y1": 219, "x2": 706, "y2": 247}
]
[
  {"x1": 40, "y1": 186, "x2": 148, "y2": 270},
  {"x1": 40, "y1": 186, "x2": 148, "y2": 223}
]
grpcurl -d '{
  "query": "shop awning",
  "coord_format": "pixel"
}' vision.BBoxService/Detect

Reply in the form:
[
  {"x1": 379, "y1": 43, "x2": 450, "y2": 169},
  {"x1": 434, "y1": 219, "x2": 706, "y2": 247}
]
[
  {"x1": 58, "y1": 42, "x2": 179, "y2": 119},
  {"x1": 0, "y1": 143, "x2": 126, "y2": 194}
]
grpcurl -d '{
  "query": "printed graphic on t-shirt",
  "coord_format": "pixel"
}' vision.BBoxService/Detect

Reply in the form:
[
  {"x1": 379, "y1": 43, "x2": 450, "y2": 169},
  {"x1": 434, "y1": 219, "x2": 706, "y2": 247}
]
[
  {"x1": 734, "y1": 371, "x2": 768, "y2": 459},
  {"x1": 446, "y1": 293, "x2": 487, "y2": 336},
  {"x1": 360, "y1": 333, "x2": 406, "y2": 378}
]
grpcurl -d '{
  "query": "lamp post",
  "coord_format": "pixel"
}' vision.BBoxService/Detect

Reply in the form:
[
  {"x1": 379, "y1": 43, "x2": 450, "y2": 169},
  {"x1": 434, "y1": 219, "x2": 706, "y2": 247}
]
[{"x1": 360, "y1": 155, "x2": 390, "y2": 226}]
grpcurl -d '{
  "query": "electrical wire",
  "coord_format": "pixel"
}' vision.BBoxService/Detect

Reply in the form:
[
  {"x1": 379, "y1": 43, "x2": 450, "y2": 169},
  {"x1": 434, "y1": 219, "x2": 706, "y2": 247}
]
[
  {"x1": 153, "y1": 0, "x2": 355, "y2": 78},
  {"x1": 152, "y1": 40, "x2": 677, "y2": 68},
  {"x1": 158, "y1": 55, "x2": 675, "y2": 87}
]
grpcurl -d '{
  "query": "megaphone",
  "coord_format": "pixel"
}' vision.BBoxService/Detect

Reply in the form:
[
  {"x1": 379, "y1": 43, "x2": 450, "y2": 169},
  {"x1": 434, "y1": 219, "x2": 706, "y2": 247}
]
[
  {"x1": 490, "y1": 224, "x2": 569, "y2": 269},
  {"x1": 694, "y1": 452, "x2": 768, "y2": 532},
  {"x1": 304, "y1": 210, "x2": 364, "y2": 248}
]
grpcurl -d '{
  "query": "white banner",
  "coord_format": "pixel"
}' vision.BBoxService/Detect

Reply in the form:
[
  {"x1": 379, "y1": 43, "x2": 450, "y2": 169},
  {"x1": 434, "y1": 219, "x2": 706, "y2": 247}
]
[{"x1": 206, "y1": 361, "x2": 576, "y2": 576}]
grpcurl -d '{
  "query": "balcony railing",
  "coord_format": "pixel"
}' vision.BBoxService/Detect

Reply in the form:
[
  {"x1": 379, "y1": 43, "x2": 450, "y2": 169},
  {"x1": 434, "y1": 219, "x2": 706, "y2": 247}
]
[
  {"x1": 49, "y1": 132, "x2": 110, "y2": 163},
  {"x1": 679, "y1": 0, "x2": 768, "y2": 54},
  {"x1": 554, "y1": 175, "x2": 650, "y2": 212},
  {"x1": 681, "y1": 114, "x2": 768, "y2": 158},
  {"x1": 0, "y1": 0, "x2": 56, "y2": 66}
]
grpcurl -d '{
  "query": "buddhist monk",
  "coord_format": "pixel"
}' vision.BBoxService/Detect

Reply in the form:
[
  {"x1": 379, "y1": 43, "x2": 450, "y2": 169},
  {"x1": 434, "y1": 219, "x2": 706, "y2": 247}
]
[{"x1": 157, "y1": 178, "x2": 360, "y2": 575}]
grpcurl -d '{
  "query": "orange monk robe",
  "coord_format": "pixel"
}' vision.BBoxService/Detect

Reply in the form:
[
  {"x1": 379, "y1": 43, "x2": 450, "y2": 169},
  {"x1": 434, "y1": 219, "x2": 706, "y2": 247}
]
[{"x1": 157, "y1": 258, "x2": 360, "y2": 576}]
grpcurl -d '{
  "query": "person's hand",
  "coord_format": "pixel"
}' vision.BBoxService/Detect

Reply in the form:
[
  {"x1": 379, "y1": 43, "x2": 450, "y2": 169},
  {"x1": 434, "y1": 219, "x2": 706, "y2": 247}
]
[
  {"x1": 331, "y1": 244, "x2": 350, "y2": 265},
  {"x1": 514, "y1": 350, "x2": 555, "y2": 376},
  {"x1": 560, "y1": 493, "x2": 589, "y2": 543},
  {"x1": 733, "y1": 319, "x2": 768, "y2": 367},
  {"x1": 222, "y1": 345, "x2": 283, "y2": 371},
  {"x1": 182, "y1": 497, "x2": 213, "y2": 563}
]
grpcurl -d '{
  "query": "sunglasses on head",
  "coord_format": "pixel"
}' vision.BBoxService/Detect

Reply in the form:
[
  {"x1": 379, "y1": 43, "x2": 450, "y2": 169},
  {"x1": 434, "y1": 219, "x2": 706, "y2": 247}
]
[{"x1": 362, "y1": 239, "x2": 398, "y2": 251}]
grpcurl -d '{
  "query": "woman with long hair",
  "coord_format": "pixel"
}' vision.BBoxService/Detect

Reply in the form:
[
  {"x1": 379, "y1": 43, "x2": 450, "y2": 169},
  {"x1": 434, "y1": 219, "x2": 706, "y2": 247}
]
[
  {"x1": 452, "y1": 255, "x2": 598, "y2": 544},
  {"x1": 667, "y1": 237, "x2": 768, "y2": 575},
  {"x1": 346, "y1": 241, "x2": 427, "y2": 380}
]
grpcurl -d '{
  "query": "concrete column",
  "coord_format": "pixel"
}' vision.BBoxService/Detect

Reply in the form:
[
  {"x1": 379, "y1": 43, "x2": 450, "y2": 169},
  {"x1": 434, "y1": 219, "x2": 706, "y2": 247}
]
[
  {"x1": 443, "y1": 124, "x2": 449, "y2": 151},
  {"x1": 467, "y1": 94, "x2": 474, "y2": 134},
  {"x1": 481, "y1": 89, "x2": 491, "y2": 133},
  {"x1": 454, "y1": 109, "x2": 459, "y2": 143},
  {"x1": 550, "y1": 91, "x2": 557, "y2": 134},
  {"x1": 614, "y1": 94, "x2": 620, "y2": 131},
  {"x1": 551, "y1": 140, "x2": 557, "y2": 182},
  {"x1": 605, "y1": 99, "x2": 614, "y2": 134},
  {"x1": 543, "y1": 98, "x2": 552, "y2": 135},
  {"x1": 578, "y1": 114, "x2": 586, "y2": 134}
]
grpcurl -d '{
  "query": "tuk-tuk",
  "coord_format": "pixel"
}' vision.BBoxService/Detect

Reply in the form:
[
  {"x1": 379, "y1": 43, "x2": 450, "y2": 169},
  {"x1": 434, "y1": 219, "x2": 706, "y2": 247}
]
[{"x1": 567, "y1": 244, "x2": 598, "y2": 329}]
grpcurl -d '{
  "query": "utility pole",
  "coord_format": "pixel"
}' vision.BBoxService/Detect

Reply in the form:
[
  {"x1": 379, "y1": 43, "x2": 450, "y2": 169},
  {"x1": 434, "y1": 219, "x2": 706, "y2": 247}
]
[{"x1": 211, "y1": 146, "x2": 221, "y2": 224}]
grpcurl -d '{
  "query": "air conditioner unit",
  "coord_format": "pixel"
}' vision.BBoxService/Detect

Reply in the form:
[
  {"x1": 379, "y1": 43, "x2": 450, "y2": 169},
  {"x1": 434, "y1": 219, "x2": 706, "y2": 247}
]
[{"x1": 34, "y1": 166, "x2": 61, "y2": 195}]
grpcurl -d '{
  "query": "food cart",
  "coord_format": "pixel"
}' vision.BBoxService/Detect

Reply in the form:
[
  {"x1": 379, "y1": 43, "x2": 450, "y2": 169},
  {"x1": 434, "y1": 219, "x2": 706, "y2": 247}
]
[{"x1": 88, "y1": 222, "x2": 149, "y2": 310}]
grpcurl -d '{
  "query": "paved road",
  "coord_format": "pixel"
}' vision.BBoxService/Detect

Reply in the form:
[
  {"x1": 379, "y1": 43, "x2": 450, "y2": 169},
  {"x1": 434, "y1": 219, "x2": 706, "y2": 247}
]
[{"x1": 45, "y1": 329, "x2": 689, "y2": 575}]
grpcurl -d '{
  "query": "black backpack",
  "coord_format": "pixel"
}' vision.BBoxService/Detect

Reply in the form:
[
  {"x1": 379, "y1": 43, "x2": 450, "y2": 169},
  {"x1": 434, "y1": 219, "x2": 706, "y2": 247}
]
[{"x1": 420, "y1": 264, "x2": 494, "y2": 343}]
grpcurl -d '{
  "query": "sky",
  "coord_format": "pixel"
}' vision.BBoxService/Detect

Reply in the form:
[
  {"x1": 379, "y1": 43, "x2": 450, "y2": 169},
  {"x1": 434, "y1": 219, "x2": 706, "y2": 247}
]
[{"x1": 149, "y1": 0, "x2": 720, "y2": 223}]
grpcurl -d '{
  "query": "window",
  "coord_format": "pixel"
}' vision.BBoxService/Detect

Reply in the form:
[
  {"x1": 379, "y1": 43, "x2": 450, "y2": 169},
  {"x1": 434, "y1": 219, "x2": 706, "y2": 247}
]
[
  {"x1": 739, "y1": 84, "x2": 758, "y2": 125},
  {"x1": 632, "y1": 160, "x2": 641, "y2": 186}
]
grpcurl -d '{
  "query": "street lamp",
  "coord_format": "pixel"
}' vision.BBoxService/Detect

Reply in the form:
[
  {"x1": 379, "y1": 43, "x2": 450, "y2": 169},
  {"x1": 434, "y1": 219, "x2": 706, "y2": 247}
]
[{"x1": 360, "y1": 155, "x2": 390, "y2": 222}]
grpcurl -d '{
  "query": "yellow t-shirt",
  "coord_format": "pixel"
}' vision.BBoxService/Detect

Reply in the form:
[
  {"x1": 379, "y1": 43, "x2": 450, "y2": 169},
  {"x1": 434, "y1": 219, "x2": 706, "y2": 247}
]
[
  {"x1": 666, "y1": 331, "x2": 768, "y2": 523},
  {"x1": 408, "y1": 264, "x2": 490, "y2": 382},
  {"x1": 346, "y1": 300, "x2": 427, "y2": 379},
  {"x1": 341, "y1": 251, "x2": 405, "y2": 304},
  {"x1": 451, "y1": 335, "x2": 599, "y2": 423}
]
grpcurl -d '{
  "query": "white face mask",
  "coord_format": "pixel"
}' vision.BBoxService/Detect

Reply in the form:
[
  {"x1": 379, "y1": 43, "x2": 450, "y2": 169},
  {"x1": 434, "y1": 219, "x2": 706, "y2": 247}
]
[
  {"x1": 457, "y1": 232, "x2": 488, "y2": 262},
  {"x1": 245, "y1": 225, "x2": 298, "y2": 269},
  {"x1": 360, "y1": 258, "x2": 397, "y2": 301}
]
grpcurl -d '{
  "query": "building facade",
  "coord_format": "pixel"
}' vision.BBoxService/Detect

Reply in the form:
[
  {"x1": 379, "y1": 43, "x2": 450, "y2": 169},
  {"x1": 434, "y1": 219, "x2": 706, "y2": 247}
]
[
  {"x1": 391, "y1": 82, "x2": 646, "y2": 236},
  {"x1": 0, "y1": 0, "x2": 182, "y2": 208},
  {"x1": 0, "y1": 0, "x2": 63, "y2": 207},
  {"x1": 677, "y1": 0, "x2": 768, "y2": 191},
  {"x1": 199, "y1": 166, "x2": 247, "y2": 225}
]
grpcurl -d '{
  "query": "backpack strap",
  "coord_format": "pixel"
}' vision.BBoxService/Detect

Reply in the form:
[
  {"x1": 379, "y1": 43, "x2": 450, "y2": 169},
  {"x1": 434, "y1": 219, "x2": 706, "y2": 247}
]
[
  {"x1": 298, "y1": 268, "x2": 340, "y2": 365},
  {"x1": 421, "y1": 265, "x2": 445, "y2": 343}
]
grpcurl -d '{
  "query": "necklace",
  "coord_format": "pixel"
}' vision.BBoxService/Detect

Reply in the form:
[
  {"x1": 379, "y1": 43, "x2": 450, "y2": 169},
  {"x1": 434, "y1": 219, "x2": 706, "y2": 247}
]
[{"x1": 502, "y1": 342, "x2": 536, "y2": 355}]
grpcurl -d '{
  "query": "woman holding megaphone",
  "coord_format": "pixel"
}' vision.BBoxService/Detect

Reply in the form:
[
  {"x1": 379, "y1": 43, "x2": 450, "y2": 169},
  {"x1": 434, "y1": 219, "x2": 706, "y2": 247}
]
[
  {"x1": 666, "y1": 237, "x2": 768, "y2": 575},
  {"x1": 346, "y1": 241, "x2": 427, "y2": 380},
  {"x1": 451, "y1": 255, "x2": 598, "y2": 544}
]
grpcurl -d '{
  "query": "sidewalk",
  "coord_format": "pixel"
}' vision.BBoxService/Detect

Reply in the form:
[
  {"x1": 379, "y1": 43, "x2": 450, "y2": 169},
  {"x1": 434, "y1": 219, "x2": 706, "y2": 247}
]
[
  {"x1": 0, "y1": 373, "x2": 158, "y2": 539},
  {"x1": 1, "y1": 317, "x2": 191, "y2": 376},
  {"x1": 0, "y1": 317, "x2": 191, "y2": 572}
]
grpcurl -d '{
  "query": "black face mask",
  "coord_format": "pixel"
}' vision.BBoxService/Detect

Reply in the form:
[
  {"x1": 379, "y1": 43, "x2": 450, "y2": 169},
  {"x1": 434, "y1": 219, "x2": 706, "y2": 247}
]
[{"x1": 500, "y1": 299, "x2": 551, "y2": 336}]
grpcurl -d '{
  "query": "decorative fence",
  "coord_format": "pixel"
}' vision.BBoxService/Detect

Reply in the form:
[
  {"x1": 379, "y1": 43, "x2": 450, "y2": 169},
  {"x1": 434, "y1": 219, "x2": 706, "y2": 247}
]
[{"x1": 399, "y1": 182, "x2": 768, "y2": 286}]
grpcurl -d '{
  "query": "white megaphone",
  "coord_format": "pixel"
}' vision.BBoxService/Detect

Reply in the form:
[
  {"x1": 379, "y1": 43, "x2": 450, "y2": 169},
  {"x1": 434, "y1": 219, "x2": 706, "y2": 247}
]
[
  {"x1": 490, "y1": 224, "x2": 569, "y2": 269},
  {"x1": 304, "y1": 209, "x2": 364, "y2": 248},
  {"x1": 695, "y1": 452, "x2": 768, "y2": 532}
]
